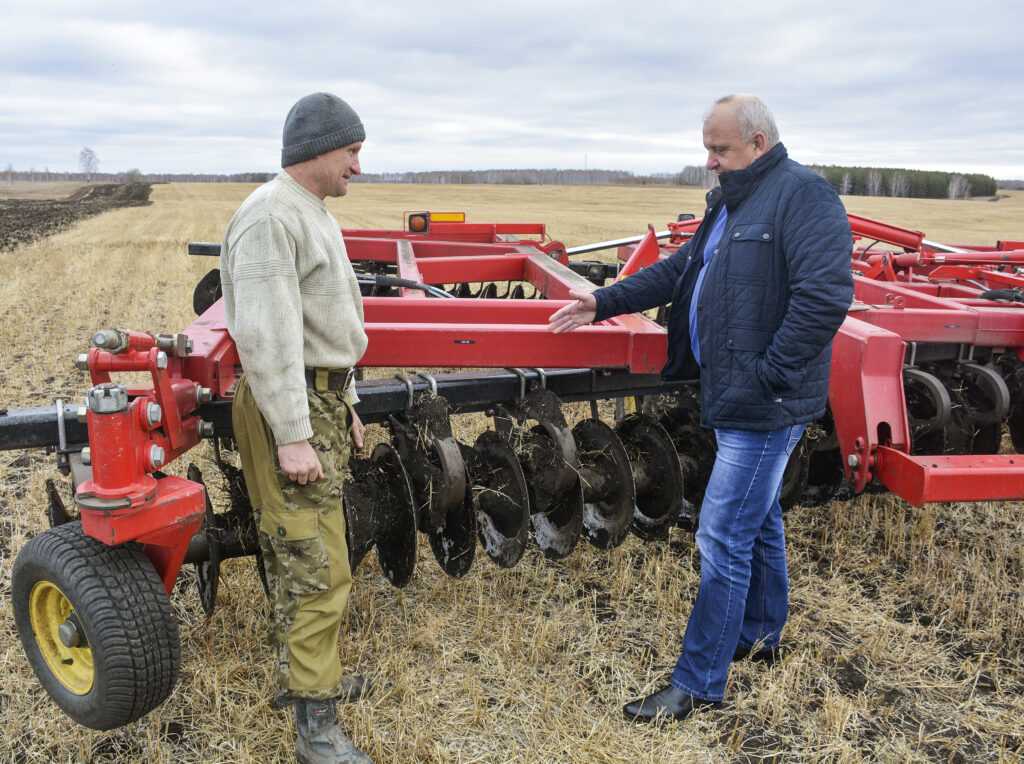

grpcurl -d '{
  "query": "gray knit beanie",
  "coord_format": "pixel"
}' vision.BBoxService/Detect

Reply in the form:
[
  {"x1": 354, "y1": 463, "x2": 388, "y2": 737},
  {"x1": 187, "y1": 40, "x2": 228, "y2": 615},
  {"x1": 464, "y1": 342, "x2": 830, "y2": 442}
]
[{"x1": 281, "y1": 92, "x2": 365, "y2": 167}]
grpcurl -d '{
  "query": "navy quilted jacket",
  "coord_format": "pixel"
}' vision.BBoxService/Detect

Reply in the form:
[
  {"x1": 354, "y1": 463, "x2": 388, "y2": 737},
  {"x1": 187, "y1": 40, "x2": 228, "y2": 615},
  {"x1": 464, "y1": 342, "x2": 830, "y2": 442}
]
[{"x1": 593, "y1": 143, "x2": 853, "y2": 431}]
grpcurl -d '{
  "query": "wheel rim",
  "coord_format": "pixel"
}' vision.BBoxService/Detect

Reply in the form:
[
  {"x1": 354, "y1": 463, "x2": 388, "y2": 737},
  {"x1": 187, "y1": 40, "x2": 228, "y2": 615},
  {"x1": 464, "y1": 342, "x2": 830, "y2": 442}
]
[{"x1": 28, "y1": 580, "x2": 94, "y2": 694}]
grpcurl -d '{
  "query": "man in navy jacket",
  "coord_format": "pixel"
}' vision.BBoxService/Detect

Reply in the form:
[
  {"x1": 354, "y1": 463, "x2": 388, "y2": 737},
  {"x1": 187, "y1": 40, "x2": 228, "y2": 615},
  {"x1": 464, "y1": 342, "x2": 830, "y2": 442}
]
[{"x1": 550, "y1": 95, "x2": 853, "y2": 722}]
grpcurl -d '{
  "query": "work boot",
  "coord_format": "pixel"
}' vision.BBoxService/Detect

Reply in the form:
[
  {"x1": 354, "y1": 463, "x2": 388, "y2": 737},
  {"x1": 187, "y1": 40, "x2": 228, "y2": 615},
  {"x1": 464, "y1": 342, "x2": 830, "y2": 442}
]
[{"x1": 294, "y1": 699, "x2": 372, "y2": 764}]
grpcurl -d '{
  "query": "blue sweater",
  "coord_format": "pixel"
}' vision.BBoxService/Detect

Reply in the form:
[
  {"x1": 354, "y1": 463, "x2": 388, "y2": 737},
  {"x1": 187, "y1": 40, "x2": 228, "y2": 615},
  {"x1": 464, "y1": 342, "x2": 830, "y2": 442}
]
[{"x1": 594, "y1": 143, "x2": 853, "y2": 431}]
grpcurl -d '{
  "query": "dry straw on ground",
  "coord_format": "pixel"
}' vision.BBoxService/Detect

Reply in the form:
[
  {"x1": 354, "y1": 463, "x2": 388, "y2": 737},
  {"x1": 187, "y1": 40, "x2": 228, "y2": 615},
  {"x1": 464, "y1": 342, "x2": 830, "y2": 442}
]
[{"x1": 1, "y1": 184, "x2": 1022, "y2": 763}]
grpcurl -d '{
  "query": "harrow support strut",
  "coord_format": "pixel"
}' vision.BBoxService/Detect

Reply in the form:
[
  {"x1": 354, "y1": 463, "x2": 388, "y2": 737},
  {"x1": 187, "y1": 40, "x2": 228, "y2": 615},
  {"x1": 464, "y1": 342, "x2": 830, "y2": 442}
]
[{"x1": 874, "y1": 449, "x2": 1024, "y2": 505}]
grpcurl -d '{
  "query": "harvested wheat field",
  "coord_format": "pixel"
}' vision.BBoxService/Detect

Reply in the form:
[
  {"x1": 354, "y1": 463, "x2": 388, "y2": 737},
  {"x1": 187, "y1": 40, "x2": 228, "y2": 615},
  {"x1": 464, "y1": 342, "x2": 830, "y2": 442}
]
[{"x1": 1, "y1": 183, "x2": 1023, "y2": 763}]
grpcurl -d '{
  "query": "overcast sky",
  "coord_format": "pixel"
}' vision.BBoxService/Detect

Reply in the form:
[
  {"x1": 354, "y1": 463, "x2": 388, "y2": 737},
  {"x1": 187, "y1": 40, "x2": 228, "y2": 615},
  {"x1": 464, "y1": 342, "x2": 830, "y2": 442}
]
[{"x1": 3, "y1": 1, "x2": 1022, "y2": 178}]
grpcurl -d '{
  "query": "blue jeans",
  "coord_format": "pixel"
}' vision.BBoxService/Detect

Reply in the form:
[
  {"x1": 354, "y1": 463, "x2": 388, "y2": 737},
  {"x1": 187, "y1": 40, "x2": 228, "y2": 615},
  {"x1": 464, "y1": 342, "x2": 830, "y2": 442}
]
[{"x1": 671, "y1": 424, "x2": 805, "y2": 701}]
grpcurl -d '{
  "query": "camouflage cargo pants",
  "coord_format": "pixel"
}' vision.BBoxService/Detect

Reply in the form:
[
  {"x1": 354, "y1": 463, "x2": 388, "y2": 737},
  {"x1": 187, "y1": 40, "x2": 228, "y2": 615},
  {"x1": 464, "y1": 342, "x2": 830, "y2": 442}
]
[{"x1": 232, "y1": 375, "x2": 354, "y2": 704}]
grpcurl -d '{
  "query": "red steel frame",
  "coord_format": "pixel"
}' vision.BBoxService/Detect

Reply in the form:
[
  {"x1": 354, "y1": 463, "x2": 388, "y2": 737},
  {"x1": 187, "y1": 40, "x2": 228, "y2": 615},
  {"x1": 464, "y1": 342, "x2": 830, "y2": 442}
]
[
  {"x1": 75, "y1": 210, "x2": 1024, "y2": 590},
  {"x1": 353, "y1": 234, "x2": 666, "y2": 371},
  {"x1": 185, "y1": 227, "x2": 669, "y2": 398}
]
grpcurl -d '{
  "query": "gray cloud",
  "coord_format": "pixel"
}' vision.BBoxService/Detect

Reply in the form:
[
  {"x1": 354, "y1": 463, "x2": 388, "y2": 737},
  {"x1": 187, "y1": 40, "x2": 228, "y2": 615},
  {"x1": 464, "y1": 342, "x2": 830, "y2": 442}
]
[{"x1": 2, "y1": 0, "x2": 1022, "y2": 177}]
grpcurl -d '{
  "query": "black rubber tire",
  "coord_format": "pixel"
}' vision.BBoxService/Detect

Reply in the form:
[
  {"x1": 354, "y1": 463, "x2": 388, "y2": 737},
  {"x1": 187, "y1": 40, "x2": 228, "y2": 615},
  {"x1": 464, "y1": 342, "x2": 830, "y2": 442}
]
[{"x1": 11, "y1": 522, "x2": 181, "y2": 730}]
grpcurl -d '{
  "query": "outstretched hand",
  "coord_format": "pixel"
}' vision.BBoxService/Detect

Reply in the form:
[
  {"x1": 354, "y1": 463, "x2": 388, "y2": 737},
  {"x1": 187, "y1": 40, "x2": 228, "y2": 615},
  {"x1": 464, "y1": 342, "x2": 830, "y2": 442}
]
[{"x1": 548, "y1": 289, "x2": 597, "y2": 333}]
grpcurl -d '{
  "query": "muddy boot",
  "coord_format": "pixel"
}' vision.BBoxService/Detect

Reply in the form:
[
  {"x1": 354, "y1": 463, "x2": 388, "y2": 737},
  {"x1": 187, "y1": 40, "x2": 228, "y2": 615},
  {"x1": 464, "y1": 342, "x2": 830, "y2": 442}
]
[{"x1": 294, "y1": 699, "x2": 372, "y2": 764}]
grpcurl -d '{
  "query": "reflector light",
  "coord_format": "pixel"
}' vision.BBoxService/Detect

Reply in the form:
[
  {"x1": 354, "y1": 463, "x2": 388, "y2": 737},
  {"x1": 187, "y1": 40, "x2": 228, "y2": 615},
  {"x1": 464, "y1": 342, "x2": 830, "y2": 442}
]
[{"x1": 429, "y1": 212, "x2": 466, "y2": 223}]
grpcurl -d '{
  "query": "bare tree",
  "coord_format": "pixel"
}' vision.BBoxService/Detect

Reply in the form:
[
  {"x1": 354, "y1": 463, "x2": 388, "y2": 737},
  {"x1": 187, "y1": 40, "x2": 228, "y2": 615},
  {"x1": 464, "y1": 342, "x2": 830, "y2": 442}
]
[
  {"x1": 5, "y1": 163, "x2": 13, "y2": 185},
  {"x1": 677, "y1": 165, "x2": 715, "y2": 187},
  {"x1": 79, "y1": 147, "x2": 99, "y2": 181},
  {"x1": 839, "y1": 172, "x2": 852, "y2": 195},
  {"x1": 889, "y1": 172, "x2": 909, "y2": 197},
  {"x1": 947, "y1": 174, "x2": 970, "y2": 199},
  {"x1": 866, "y1": 169, "x2": 883, "y2": 196}
]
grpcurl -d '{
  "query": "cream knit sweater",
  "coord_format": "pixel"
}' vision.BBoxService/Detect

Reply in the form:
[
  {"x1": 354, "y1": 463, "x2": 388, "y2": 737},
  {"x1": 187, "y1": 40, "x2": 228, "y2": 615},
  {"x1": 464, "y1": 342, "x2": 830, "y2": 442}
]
[{"x1": 220, "y1": 172, "x2": 367, "y2": 445}]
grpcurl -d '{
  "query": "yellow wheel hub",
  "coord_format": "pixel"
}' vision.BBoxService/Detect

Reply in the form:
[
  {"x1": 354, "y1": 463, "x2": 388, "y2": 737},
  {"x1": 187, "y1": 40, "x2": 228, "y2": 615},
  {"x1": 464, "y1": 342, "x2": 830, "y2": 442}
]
[{"x1": 28, "y1": 580, "x2": 94, "y2": 694}]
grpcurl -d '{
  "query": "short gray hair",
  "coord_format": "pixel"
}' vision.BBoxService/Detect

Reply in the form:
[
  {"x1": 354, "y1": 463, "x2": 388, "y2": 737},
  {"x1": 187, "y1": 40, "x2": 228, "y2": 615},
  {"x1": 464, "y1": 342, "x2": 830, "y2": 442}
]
[{"x1": 708, "y1": 95, "x2": 780, "y2": 147}]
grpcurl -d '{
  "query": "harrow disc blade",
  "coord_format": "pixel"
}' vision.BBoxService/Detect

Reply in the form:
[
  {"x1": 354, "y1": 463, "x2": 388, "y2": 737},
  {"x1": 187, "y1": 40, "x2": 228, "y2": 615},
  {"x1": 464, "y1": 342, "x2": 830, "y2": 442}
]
[
  {"x1": 1011, "y1": 402, "x2": 1024, "y2": 453},
  {"x1": 644, "y1": 392, "x2": 715, "y2": 507},
  {"x1": 960, "y1": 363, "x2": 1011, "y2": 425},
  {"x1": 343, "y1": 443, "x2": 417, "y2": 587},
  {"x1": 573, "y1": 418, "x2": 635, "y2": 549},
  {"x1": 936, "y1": 364, "x2": 1007, "y2": 455},
  {"x1": 616, "y1": 414, "x2": 684, "y2": 540},
  {"x1": 518, "y1": 425, "x2": 582, "y2": 559},
  {"x1": 45, "y1": 479, "x2": 74, "y2": 527},
  {"x1": 426, "y1": 471, "x2": 477, "y2": 577},
  {"x1": 528, "y1": 478, "x2": 584, "y2": 559},
  {"x1": 424, "y1": 437, "x2": 468, "y2": 529},
  {"x1": 779, "y1": 433, "x2": 811, "y2": 511},
  {"x1": 390, "y1": 396, "x2": 467, "y2": 532},
  {"x1": 464, "y1": 432, "x2": 530, "y2": 568},
  {"x1": 186, "y1": 463, "x2": 220, "y2": 616},
  {"x1": 904, "y1": 367, "x2": 952, "y2": 449}
]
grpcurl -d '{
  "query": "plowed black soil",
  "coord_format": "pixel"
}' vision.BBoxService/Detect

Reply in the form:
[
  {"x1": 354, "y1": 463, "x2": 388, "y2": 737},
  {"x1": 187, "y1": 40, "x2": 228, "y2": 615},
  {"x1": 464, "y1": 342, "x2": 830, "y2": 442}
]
[{"x1": 0, "y1": 183, "x2": 152, "y2": 251}]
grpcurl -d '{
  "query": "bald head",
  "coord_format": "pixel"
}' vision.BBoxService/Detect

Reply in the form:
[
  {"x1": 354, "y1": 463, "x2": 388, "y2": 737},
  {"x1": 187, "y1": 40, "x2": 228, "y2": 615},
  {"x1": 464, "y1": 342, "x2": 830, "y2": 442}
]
[{"x1": 702, "y1": 95, "x2": 779, "y2": 174}]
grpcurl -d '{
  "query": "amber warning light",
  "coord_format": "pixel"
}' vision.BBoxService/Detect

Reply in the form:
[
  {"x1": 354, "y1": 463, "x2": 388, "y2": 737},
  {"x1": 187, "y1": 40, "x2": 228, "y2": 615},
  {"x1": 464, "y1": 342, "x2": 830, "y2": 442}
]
[{"x1": 405, "y1": 211, "x2": 467, "y2": 233}]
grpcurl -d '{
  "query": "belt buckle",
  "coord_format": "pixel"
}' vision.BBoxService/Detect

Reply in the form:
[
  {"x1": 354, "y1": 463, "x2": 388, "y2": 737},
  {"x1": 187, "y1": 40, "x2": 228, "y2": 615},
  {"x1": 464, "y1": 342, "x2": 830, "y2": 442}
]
[{"x1": 342, "y1": 367, "x2": 355, "y2": 393}]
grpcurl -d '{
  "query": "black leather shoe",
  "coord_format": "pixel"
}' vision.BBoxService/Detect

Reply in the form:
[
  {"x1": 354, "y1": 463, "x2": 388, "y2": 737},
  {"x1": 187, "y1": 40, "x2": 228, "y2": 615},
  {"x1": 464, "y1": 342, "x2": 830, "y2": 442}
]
[
  {"x1": 622, "y1": 684, "x2": 720, "y2": 723},
  {"x1": 733, "y1": 644, "x2": 783, "y2": 664}
]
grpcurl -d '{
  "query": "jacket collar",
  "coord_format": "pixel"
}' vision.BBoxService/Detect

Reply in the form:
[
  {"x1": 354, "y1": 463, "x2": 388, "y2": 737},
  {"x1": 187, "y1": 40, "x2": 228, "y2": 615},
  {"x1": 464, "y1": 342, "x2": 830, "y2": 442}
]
[{"x1": 707, "y1": 142, "x2": 788, "y2": 212}]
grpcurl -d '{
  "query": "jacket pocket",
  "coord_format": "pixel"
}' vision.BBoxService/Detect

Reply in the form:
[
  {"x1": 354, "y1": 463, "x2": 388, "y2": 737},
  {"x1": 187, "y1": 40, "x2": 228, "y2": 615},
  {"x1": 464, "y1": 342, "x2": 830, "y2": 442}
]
[
  {"x1": 725, "y1": 327, "x2": 771, "y2": 352},
  {"x1": 726, "y1": 223, "x2": 774, "y2": 280},
  {"x1": 725, "y1": 328, "x2": 788, "y2": 405},
  {"x1": 725, "y1": 328, "x2": 773, "y2": 401}
]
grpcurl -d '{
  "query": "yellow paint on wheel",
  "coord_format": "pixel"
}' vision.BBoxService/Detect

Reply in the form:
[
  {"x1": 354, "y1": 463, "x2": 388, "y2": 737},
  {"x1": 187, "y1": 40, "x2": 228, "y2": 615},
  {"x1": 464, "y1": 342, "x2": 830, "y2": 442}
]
[{"x1": 28, "y1": 581, "x2": 94, "y2": 695}]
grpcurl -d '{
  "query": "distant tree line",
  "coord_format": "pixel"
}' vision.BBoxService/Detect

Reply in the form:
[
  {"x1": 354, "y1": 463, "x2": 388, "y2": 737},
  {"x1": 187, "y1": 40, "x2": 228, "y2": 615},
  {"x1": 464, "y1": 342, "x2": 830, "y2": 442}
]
[
  {"x1": 808, "y1": 165, "x2": 997, "y2": 199},
  {"x1": 351, "y1": 168, "x2": 690, "y2": 186},
  {"x1": 2, "y1": 167, "x2": 274, "y2": 184},
  {"x1": 3, "y1": 160, "x2": 1006, "y2": 200},
  {"x1": 353, "y1": 165, "x2": 998, "y2": 198}
]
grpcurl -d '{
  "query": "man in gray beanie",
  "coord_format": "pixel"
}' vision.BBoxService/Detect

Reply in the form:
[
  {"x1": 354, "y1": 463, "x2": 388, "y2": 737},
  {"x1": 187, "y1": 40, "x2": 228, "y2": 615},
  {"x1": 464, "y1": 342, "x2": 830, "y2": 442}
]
[{"x1": 220, "y1": 92, "x2": 373, "y2": 764}]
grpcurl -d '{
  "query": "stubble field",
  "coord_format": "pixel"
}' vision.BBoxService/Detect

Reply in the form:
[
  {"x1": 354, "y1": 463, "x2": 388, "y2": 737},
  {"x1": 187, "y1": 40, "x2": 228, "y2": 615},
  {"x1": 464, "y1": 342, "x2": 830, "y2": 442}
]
[{"x1": 1, "y1": 183, "x2": 1022, "y2": 763}]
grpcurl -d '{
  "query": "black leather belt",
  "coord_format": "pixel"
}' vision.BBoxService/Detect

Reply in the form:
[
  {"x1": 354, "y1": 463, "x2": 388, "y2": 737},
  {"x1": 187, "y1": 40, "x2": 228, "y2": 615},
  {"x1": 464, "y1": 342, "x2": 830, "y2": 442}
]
[{"x1": 304, "y1": 367, "x2": 354, "y2": 392}]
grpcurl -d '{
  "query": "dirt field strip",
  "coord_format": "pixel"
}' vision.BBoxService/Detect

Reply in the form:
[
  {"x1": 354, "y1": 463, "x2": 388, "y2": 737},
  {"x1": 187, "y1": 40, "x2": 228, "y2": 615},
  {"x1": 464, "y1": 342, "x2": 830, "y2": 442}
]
[
  {"x1": 0, "y1": 183, "x2": 1021, "y2": 762},
  {"x1": 0, "y1": 183, "x2": 153, "y2": 251}
]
